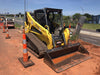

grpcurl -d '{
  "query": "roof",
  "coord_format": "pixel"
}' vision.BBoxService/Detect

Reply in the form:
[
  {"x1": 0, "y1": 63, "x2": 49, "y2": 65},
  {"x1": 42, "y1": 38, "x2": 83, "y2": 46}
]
[{"x1": 34, "y1": 8, "x2": 62, "y2": 13}]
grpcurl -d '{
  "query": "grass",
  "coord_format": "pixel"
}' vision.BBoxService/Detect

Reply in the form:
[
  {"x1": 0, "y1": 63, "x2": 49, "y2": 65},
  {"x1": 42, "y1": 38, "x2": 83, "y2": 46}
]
[{"x1": 82, "y1": 23, "x2": 100, "y2": 30}]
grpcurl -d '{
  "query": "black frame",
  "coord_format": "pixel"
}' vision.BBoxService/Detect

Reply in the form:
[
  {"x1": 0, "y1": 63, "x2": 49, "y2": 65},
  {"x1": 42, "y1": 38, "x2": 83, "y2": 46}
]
[{"x1": 34, "y1": 8, "x2": 63, "y2": 28}]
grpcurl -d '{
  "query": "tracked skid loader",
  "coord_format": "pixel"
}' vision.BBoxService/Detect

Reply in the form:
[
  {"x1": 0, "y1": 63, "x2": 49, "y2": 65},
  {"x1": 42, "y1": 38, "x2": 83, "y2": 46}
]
[{"x1": 25, "y1": 8, "x2": 90, "y2": 72}]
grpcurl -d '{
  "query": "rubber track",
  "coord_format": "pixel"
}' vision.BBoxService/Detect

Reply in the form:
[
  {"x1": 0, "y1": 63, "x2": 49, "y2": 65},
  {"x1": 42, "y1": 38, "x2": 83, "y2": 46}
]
[{"x1": 26, "y1": 33, "x2": 48, "y2": 57}]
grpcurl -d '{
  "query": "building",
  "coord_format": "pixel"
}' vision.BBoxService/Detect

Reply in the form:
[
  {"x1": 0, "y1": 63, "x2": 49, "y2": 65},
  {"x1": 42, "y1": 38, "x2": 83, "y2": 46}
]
[{"x1": 92, "y1": 15, "x2": 100, "y2": 24}]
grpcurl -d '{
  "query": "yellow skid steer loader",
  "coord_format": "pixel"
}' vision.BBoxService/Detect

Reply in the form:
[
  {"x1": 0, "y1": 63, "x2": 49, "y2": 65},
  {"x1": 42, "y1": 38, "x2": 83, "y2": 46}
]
[{"x1": 25, "y1": 8, "x2": 90, "y2": 72}]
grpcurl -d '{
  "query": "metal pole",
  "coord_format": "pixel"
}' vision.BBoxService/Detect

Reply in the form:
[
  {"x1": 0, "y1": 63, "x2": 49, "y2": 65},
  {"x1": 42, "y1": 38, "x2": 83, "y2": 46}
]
[
  {"x1": 24, "y1": 0, "x2": 26, "y2": 17},
  {"x1": 24, "y1": 0, "x2": 26, "y2": 27}
]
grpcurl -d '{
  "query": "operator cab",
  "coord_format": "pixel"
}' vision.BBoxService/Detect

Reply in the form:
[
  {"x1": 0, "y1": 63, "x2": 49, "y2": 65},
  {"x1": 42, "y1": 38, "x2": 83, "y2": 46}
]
[{"x1": 33, "y1": 8, "x2": 63, "y2": 34}]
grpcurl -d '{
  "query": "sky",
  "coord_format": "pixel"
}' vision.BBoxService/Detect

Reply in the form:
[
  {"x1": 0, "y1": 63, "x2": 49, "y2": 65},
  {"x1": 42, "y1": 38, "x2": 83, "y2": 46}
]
[{"x1": 0, "y1": 0, "x2": 100, "y2": 16}]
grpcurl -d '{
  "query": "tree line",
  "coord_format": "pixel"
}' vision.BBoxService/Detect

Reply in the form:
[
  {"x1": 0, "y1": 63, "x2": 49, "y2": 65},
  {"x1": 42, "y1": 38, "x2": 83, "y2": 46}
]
[{"x1": 63, "y1": 13, "x2": 93, "y2": 26}]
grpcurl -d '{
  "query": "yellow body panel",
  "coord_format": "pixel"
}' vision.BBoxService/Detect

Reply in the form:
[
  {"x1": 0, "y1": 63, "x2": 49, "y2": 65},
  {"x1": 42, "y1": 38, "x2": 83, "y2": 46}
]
[
  {"x1": 25, "y1": 12, "x2": 53, "y2": 49},
  {"x1": 25, "y1": 12, "x2": 70, "y2": 49},
  {"x1": 63, "y1": 28, "x2": 70, "y2": 45}
]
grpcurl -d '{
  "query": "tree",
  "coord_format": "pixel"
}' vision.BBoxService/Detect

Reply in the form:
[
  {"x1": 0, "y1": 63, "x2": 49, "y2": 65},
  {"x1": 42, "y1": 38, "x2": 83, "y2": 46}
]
[
  {"x1": 73, "y1": 13, "x2": 81, "y2": 20},
  {"x1": 83, "y1": 13, "x2": 92, "y2": 21},
  {"x1": 63, "y1": 16, "x2": 70, "y2": 26},
  {"x1": 72, "y1": 13, "x2": 81, "y2": 25}
]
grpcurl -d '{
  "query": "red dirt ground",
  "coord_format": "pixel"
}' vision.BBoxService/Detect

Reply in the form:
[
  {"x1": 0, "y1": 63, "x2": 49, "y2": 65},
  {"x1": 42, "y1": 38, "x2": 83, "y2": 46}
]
[{"x1": 0, "y1": 29, "x2": 100, "y2": 75}]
